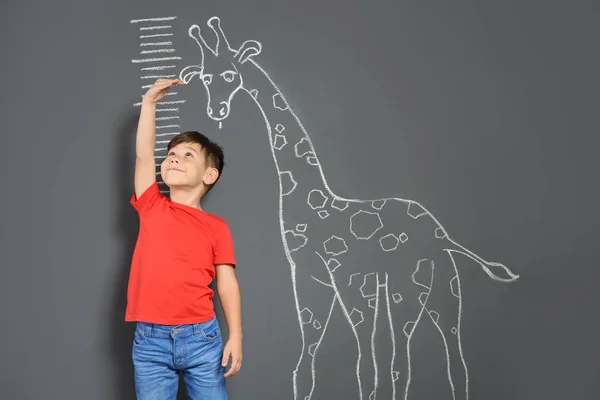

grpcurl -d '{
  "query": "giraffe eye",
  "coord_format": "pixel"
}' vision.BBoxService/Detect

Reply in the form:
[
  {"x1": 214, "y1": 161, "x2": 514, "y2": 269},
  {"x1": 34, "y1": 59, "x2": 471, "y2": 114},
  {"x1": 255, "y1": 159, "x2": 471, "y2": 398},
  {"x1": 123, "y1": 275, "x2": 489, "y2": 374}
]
[
  {"x1": 221, "y1": 70, "x2": 236, "y2": 83},
  {"x1": 202, "y1": 74, "x2": 213, "y2": 85}
]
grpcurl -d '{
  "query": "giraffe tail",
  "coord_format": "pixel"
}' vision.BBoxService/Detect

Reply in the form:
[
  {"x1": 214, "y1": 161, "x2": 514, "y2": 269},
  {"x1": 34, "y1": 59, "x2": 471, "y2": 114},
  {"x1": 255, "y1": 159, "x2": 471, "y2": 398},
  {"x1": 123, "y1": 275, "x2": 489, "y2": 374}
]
[{"x1": 447, "y1": 240, "x2": 520, "y2": 282}]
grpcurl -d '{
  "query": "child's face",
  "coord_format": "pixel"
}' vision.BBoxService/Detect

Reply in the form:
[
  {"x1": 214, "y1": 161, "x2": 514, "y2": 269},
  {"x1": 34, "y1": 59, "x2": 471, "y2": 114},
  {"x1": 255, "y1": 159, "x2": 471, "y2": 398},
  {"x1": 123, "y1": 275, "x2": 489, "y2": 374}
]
[{"x1": 160, "y1": 142, "x2": 212, "y2": 191}]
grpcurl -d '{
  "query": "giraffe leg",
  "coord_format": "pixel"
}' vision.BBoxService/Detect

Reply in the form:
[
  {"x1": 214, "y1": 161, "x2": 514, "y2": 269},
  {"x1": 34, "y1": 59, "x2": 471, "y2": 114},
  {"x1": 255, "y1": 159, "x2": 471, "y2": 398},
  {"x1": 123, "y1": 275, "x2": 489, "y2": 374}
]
[
  {"x1": 388, "y1": 259, "x2": 434, "y2": 400},
  {"x1": 343, "y1": 269, "x2": 432, "y2": 400},
  {"x1": 333, "y1": 271, "x2": 391, "y2": 400},
  {"x1": 372, "y1": 272, "x2": 398, "y2": 400},
  {"x1": 422, "y1": 251, "x2": 469, "y2": 400},
  {"x1": 291, "y1": 261, "x2": 337, "y2": 400}
]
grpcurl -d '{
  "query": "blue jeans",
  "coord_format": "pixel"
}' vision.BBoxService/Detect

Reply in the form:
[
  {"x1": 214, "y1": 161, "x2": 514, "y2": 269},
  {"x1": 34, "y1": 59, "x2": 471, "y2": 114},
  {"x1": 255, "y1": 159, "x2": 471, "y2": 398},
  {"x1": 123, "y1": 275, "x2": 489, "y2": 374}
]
[{"x1": 132, "y1": 316, "x2": 227, "y2": 400}]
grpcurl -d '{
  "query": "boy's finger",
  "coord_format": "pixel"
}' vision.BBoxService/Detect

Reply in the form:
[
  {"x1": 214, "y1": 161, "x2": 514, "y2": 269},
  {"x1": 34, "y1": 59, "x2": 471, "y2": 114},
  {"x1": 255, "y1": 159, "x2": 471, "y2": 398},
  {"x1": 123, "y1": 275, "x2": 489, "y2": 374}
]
[
  {"x1": 221, "y1": 350, "x2": 230, "y2": 367},
  {"x1": 163, "y1": 81, "x2": 179, "y2": 89},
  {"x1": 224, "y1": 358, "x2": 239, "y2": 377},
  {"x1": 231, "y1": 359, "x2": 241, "y2": 375}
]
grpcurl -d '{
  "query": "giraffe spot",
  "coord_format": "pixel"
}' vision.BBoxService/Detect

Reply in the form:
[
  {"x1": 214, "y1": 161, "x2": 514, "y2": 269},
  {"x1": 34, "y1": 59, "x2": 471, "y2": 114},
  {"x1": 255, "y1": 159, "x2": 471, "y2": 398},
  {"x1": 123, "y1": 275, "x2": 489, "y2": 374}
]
[
  {"x1": 285, "y1": 230, "x2": 307, "y2": 252},
  {"x1": 392, "y1": 371, "x2": 400, "y2": 382},
  {"x1": 273, "y1": 134, "x2": 287, "y2": 150},
  {"x1": 379, "y1": 233, "x2": 400, "y2": 251},
  {"x1": 273, "y1": 92, "x2": 289, "y2": 110},
  {"x1": 450, "y1": 276, "x2": 460, "y2": 298},
  {"x1": 412, "y1": 259, "x2": 433, "y2": 289},
  {"x1": 399, "y1": 232, "x2": 408, "y2": 243},
  {"x1": 392, "y1": 293, "x2": 403, "y2": 303},
  {"x1": 403, "y1": 321, "x2": 416, "y2": 338},
  {"x1": 368, "y1": 297, "x2": 377, "y2": 309},
  {"x1": 407, "y1": 201, "x2": 428, "y2": 219},
  {"x1": 295, "y1": 138, "x2": 313, "y2": 157},
  {"x1": 369, "y1": 391, "x2": 375, "y2": 400},
  {"x1": 349, "y1": 308, "x2": 364, "y2": 327},
  {"x1": 318, "y1": 210, "x2": 329, "y2": 219},
  {"x1": 429, "y1": 310, "x2": 440, "y2": 324},
  {"x1": 274, "y1": 123, "x2": 285, "y2": 133},
  {"x1": 435, "y1": 226, "x2": 447, "y2": 239},
  {"x1": 371, "y1": 199, "x2": 386, "y2": 210},
  {"x1": 308, "y1": 342, "x2": 318, "y2": 357},
  {"x1": 350, "y1": 210, "x2": 383, "y2": 240},
  {"x1": 307, "y1": 189, "x2": 328, "y2": 209},
  {"x1": 249, "y1": 89, "x2": 258, "y2": 99},
  {"x1": 296, "y1": 223, "x2": 307, "y2": 233},
  {"x1": 451, "y1": 327, "x2": 457, "y2": 335},
  {"x1": 323, "y1": 236, "x2": 348, "y2": 256},
  {"x1": 300, "y1": 307, "x2": 313, "y2": 324},
  {"x1": 360, "y1": 273, "x2": 377, "y2": 298},
  {"x1": 348, "y1": 273, "x2": 360, "y2": 286},
  {"x1": 306, "y1": 156, "x2": 319, "y2": 166},
  {"x1": 313, "y1": 319, "x2": 322, "y2": 330},
  {"x1": 326, "y1": 258, "x2": 341, "y2": 272},
  {"x1": 279, "y1": 171, "x2": 297, "y2": 195},
  {"x1": 331, "y1": 198, "x2": 349, "y2": 211}
]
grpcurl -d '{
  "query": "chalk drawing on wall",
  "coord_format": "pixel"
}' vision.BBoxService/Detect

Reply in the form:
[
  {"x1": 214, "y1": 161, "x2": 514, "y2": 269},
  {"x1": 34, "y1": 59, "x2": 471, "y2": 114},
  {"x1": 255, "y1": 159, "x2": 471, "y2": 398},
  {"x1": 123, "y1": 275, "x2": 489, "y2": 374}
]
[
  {"x1": 130, "y1": 16, "x2": 184, "y2": 194},
  {"x1": 130, "y1": 15, "x2": 520, "y2": 400}
]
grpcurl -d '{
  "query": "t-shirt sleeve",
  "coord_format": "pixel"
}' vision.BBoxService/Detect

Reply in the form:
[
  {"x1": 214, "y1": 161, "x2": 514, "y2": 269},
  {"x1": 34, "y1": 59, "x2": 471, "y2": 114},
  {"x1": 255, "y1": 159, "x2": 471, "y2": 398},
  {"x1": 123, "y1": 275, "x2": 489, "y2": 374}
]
[
  {"x1": 214, "y1": 221, "x2": 236, "y2": 267},
  {"x1": 130, "y1": 182, "x2": 163, "y2": 213}
]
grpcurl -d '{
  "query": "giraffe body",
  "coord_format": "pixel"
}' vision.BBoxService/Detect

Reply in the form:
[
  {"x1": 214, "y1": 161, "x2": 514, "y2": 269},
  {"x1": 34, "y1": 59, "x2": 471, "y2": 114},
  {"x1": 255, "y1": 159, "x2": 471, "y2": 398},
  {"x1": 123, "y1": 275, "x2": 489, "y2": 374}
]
[{"x1": 179, "y1": 17, "x2": 519, "y2": 400}]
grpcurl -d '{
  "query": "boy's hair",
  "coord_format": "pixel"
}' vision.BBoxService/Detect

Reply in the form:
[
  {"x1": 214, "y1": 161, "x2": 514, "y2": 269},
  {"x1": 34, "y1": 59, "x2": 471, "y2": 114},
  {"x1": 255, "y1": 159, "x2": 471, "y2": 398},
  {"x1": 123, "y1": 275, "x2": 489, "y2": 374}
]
[{"x1": 167, "y1": 131, "x2": 225, "y2": 194}]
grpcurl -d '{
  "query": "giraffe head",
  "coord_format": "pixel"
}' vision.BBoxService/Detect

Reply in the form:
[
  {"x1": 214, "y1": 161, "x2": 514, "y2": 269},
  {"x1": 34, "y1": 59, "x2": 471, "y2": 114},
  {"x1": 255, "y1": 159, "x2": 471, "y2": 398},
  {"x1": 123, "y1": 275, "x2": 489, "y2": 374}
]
[{"x1": 179, "y1": 17, "x2": 262, "y2": 122}]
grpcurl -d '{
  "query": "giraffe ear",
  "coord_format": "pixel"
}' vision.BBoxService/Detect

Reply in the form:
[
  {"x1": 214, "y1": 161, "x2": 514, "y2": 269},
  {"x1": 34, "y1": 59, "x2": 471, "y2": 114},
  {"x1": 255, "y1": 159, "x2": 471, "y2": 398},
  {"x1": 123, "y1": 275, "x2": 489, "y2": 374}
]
[
  {"x1": 234, "y1": 40, "x2": 262, "y2": 64},
  {"x1": 179, "y1": 65, "x2": 204, "y2": 84}
]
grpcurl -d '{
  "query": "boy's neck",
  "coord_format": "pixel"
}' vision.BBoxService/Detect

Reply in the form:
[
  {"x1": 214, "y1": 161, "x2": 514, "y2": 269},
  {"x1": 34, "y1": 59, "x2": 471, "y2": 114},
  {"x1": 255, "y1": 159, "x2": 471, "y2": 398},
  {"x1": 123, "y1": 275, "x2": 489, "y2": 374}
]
[{"x1": 168, "y1": 186, "x2": 204, "y2": 210}]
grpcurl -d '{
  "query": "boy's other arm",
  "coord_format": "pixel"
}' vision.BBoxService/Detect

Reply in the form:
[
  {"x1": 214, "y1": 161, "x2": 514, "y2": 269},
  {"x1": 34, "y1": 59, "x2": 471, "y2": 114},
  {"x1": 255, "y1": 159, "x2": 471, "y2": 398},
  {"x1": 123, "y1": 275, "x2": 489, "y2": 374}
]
[
  {"x1": 134, "y1": 78, "x2": 182, "y2": 198},
  {"x1": 216, "y1": 264, "x2": 243, "y2": 377}
]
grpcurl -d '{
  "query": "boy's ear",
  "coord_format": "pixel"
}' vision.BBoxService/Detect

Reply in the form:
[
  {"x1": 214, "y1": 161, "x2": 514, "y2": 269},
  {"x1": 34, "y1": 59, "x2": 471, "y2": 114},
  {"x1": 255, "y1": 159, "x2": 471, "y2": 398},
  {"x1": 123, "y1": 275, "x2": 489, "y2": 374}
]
[{"x1": 203, "y1": 167, "x2": 219, "y2": 185}]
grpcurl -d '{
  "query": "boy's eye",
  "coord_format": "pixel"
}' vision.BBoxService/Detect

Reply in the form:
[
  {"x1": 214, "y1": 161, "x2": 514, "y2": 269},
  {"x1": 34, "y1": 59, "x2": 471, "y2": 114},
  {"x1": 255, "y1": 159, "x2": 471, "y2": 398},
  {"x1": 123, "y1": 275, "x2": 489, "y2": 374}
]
[{"x1": 185, "y1": 152, "x2": 193, "y2": 157}]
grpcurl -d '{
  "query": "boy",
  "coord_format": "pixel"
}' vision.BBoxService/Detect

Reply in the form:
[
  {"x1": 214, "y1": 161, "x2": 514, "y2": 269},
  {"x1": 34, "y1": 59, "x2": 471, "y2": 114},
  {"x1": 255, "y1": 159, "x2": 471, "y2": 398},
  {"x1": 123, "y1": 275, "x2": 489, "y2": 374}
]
[{"x1": 125, "y1": 78, "x2": 242, "y2": 400}]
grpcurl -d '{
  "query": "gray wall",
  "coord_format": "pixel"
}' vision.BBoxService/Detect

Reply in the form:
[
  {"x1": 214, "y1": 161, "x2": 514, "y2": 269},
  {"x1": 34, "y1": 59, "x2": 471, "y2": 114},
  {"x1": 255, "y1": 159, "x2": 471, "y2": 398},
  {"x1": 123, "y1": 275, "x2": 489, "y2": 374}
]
[{"x1": 1, "y1": 0, "x2": 599, "y2": 399}]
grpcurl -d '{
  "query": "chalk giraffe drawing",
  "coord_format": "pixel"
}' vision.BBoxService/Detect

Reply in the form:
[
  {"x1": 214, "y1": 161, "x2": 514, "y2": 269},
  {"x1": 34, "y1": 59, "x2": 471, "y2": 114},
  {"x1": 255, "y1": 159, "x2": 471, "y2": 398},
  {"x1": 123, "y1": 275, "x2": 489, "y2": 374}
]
[{"x1": 178, "y1": 17, "x2": 519, "y2": 400}]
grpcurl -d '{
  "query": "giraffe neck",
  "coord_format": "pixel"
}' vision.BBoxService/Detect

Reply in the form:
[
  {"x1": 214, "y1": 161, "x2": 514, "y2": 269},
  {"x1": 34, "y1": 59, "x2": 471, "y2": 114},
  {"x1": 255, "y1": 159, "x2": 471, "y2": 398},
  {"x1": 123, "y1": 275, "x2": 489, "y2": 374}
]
[{"x1": 241, "y1": 60, "x2": 332, "y2": 200}]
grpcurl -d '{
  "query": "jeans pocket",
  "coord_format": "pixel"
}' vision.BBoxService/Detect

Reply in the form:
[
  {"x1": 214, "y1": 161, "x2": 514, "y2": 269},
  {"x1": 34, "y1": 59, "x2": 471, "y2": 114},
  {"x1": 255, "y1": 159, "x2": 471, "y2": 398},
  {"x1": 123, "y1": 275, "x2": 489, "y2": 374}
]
[{"x1": 200, "y1": 320, "x2": 221, "y2": 342}]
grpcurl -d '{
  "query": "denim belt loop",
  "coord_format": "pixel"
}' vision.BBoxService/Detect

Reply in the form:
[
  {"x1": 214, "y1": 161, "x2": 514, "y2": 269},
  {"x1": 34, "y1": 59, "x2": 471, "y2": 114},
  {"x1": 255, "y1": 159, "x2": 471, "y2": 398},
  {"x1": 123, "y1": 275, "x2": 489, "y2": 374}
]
[
  {"x1": 193, "y1": 323, "x2": 202, "y2": 336},
  {"x1": 144, "y1": 323, "x2": 153, "y2": 338}
]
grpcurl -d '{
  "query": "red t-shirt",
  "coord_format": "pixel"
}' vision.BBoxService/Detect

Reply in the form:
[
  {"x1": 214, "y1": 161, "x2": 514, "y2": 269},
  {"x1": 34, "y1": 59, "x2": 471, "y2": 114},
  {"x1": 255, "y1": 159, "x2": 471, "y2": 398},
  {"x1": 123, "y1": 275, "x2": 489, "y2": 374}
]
[{"x1": 125, "y1": 182, "x2": 236, "y2": 325}]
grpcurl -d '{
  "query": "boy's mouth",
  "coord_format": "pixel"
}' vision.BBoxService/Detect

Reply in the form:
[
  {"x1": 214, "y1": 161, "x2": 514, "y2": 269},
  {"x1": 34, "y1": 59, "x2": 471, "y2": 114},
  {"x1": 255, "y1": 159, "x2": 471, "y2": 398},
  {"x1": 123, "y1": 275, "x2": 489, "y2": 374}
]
[{"x1": 168, "y1": 168, "x2": 184, "y2": 172}]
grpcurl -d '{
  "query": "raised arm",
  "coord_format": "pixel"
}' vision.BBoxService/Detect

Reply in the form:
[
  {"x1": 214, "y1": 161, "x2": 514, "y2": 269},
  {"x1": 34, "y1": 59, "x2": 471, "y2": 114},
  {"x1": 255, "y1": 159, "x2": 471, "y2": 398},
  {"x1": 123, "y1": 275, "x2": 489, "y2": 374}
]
[{"x1": 134, "y1": 78, "x2": 182, "y2": 198}]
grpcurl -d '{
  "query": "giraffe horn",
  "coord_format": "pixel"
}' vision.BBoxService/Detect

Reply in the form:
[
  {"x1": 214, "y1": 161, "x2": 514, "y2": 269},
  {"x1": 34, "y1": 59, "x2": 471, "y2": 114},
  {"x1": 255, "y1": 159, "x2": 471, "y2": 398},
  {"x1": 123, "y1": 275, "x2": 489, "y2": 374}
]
[
  {"x1": 207, "y1": 16, "x2": 233, "y2": 55},
  {"x1": 188, "y1": 23, "x2": 216, "y2": 56}
]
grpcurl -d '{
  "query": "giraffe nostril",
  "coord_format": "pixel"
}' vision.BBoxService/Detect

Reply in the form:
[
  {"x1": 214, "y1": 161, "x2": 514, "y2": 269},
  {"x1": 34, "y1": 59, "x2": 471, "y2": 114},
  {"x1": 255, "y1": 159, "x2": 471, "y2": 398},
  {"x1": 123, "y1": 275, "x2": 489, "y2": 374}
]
[
  {"x1": 207, "y1": 107, "x2": 213, "y2": 115},
  {"x1": 219, "y1": 107, "x2": 226, "y2": 116}
]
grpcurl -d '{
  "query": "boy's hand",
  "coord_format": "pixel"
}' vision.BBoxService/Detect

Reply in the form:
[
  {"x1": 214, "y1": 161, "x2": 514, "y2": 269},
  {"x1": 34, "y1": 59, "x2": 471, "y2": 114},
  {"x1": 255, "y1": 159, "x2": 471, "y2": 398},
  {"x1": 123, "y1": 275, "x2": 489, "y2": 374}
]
[
  {"x1": 143, "y1": 78, "x2": 183, "y2": 104},
  {"x1": 222, "y1": 336, "x2": 242, "y2": 377}
]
